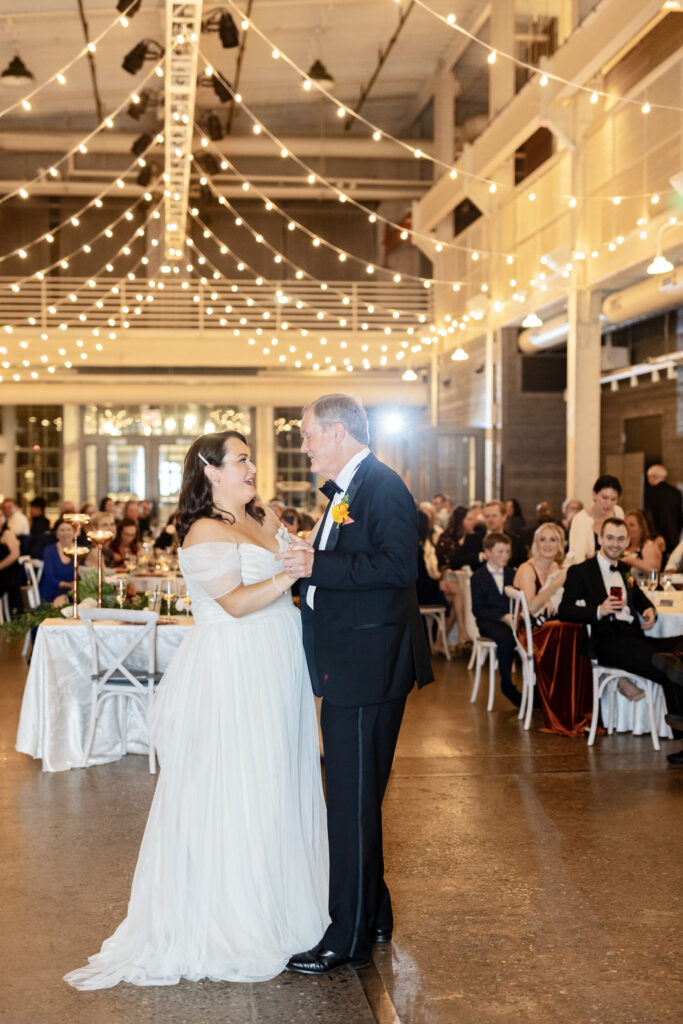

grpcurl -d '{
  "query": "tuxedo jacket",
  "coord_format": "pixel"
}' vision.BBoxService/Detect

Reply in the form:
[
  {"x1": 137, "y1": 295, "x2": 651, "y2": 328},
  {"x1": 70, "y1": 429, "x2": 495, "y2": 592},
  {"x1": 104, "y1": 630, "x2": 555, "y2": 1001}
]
[
  {"x1": 299, "y1": 453, "x2": 434, "y2": 707},
  {"x1": 449, "y1": 530, "x2": 526, "y2": 572},
  {"x1": 470, "y1": 565, "x2": 516, "y2": 629},
  {"x1": 557, "y1": 555, "x2": 655, "y2": 657}
]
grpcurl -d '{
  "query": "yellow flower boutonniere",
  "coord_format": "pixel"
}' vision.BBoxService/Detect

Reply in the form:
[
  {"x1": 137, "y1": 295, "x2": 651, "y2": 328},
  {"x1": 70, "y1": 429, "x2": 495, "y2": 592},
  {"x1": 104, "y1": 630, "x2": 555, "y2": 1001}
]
[{"x1": 331, "y1": 493, "x2": 354, "y2": 527}]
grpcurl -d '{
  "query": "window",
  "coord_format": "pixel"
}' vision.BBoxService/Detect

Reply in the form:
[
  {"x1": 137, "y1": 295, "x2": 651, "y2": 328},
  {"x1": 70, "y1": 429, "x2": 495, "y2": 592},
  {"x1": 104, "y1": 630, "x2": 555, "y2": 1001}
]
[{"x1": 14, "y1": 406, "x2": 62, "y2": 507}]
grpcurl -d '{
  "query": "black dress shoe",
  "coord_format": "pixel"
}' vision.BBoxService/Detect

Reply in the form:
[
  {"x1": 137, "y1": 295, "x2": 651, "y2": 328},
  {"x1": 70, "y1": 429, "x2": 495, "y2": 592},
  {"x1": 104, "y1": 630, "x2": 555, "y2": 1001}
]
[
  {"x1": 371, "y1": 927, "x2": 392, "y2": 944},
  {"x1": 664, "y1": 712, "x2": 683, "y2": 730},
  {"x1": 666, "y1": 747, "x2": 683, "y2": 767},
  {"x1": 286, "y1": 946, "x2": 370, "y2": 975},
  {"x1": 652, "y1": 652, "x2": 683, "y2": 687}
]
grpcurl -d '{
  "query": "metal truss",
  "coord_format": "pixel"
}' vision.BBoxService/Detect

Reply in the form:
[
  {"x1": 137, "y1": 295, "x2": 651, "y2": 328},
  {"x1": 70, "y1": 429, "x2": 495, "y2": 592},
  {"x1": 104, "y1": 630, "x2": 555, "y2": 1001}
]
[{"x1": 164, "y1": 0, "x2": 203, "y2": 260}]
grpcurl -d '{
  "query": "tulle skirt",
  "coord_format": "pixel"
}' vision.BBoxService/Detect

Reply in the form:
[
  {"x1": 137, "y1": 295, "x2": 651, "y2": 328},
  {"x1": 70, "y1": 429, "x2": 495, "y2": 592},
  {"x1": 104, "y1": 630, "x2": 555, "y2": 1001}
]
[{"x1": 64, "y1": 602, "x2": 329, "y2": 989}]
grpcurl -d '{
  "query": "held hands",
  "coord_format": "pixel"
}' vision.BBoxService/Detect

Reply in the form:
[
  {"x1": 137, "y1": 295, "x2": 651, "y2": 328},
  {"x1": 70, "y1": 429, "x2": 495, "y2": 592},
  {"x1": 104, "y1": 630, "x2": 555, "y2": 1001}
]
[{"x1": 276, "y1": 536, "x2": 315, "y2": 579}]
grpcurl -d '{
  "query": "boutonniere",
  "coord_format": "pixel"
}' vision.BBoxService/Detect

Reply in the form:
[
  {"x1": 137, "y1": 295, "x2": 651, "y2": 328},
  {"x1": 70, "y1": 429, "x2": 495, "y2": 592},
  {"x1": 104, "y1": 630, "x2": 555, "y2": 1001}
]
[
  {"x1": 331, "y1": 492, "x2": 354, "y2": 528},
  {"x1": 626, "y1": 573, "x2": 635, "y2": 588}
]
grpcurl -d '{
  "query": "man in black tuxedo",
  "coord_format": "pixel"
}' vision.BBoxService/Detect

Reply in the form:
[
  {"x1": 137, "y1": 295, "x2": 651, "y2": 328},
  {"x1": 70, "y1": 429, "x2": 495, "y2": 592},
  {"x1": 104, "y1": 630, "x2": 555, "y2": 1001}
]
[
  {"x1": 470, "y1": 532, "x2": 521, "y2": 707},
  {"x1": 558, "y1": 516, "x2": 683, "y2": 766},
  {"x1": 279, "y1": 394, "x2": 433, "y2": 975},
  {"x1": 644, "y1": 464, "x2": 683, "y2": 555},
  {"x1": 482, "y1": 500, "x2": 527, "y2": 569}
]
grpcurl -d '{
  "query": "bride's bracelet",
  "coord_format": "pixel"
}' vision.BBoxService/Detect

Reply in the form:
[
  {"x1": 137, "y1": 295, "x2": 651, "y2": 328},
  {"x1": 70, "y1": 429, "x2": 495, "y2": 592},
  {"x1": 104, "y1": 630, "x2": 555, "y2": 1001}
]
[{"x1": 272, "y1": 574, "x2": 290, "y2": 594}]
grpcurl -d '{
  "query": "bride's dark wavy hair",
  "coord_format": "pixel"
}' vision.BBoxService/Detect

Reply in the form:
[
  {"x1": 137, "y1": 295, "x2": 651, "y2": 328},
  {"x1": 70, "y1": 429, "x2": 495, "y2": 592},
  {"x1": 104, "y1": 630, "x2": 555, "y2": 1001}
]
[{"x1": 176, "y1": 431, "x2": 265, "y2": 544}]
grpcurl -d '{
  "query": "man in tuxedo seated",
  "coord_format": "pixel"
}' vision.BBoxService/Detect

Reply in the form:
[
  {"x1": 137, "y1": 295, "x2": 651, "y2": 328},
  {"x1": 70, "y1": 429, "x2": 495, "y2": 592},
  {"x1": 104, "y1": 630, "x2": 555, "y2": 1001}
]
[
  {"x1": 482, "y1": 501, "x2": 527, "y2": 569},
  {"x1": 558, "y1": 517, "x2": 683, "y2": 766},
  {"x1": 470, "y1": 532, "x2": 522, "y2": 708}
]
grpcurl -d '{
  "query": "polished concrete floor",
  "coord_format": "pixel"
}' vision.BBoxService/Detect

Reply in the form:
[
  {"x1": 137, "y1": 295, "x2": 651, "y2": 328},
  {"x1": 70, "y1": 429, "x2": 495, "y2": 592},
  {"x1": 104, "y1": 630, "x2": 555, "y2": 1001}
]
[{"x1": 2, "y1": 637, "x2": 682, "y2": 1024}]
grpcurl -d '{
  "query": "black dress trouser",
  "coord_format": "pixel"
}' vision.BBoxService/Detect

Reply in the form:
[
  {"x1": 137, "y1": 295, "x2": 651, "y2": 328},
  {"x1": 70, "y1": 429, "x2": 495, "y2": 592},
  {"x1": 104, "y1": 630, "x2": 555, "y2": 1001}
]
[
  {"x1": 595, "y1": 624, "x2": 683, "y2": 721},
  {"x1": 319, "y1": 696, "x2": 406, "y2": 959}
]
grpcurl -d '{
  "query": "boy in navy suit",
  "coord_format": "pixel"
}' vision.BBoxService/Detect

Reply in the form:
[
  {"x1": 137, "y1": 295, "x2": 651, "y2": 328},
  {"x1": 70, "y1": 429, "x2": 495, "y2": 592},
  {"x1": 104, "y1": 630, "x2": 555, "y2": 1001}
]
[{"x1": 470, "y1": 531, "x2": 521, "y2": 708}]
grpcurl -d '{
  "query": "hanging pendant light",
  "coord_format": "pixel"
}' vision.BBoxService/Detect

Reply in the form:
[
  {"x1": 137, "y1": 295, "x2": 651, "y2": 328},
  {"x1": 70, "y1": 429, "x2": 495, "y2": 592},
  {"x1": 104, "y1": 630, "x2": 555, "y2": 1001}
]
[{"x1": 1, "y1": 55, "x2": 34, "y2": 88}]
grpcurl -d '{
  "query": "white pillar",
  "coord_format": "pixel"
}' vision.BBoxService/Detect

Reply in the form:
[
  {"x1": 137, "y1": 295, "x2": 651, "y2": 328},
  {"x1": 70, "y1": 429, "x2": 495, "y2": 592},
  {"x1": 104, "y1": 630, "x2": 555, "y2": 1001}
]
[
  {"x1": 62, "y1": 404, "x2": 81, "y2": 505},
  {"x1": 489, "y1": 0, "x2": 516, "y2": 119},
  {"x1": 484, "y1": 327, "x2": 500, "y2": 499},
  {"x1": 566, "y1": 289, "x2": 602, "y2": 504},
  {"x1": 255, "y1": 405, "x2": 275, "y2": 501},
  {"x1": 0, "y1": 405, "x2": 16, "y2": 502}
]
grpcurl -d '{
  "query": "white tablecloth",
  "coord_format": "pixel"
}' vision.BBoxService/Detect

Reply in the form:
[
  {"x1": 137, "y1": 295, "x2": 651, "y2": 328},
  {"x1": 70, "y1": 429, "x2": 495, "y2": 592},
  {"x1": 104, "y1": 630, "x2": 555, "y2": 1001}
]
[
  {"x1": 600, "y1": 597, "x2": 683, "y2": 738},
  {"x1": 15, "y1": 618, "x2": 192, "y2": 772}
]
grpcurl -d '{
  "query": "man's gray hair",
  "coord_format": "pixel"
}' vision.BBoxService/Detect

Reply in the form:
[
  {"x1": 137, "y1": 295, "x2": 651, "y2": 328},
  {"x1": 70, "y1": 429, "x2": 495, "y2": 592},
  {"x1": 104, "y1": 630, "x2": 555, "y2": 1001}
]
[{"x1": 303, "y1": 393, "x2": 369, "y2": 445}]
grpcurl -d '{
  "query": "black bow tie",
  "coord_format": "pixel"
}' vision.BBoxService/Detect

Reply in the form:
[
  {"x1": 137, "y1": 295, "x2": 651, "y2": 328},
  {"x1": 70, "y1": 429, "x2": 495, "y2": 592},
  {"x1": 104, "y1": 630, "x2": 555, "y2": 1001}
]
[
  {"x1": 609, "y1": 562, "x2": 619, "y2": 571},
  {"x1": 320, "y1": 479, "x2": 342, "y2": 501}
]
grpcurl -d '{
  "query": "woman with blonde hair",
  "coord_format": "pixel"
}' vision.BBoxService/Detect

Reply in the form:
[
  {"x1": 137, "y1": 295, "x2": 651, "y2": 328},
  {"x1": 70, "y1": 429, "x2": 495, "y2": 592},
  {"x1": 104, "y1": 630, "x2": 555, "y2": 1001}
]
[
  {"x1": 514, "y1": 522, "x2": 567, "y2": 627},
  {"x1": 513, "y1": 522, "x2": 594, "y2": 736}
]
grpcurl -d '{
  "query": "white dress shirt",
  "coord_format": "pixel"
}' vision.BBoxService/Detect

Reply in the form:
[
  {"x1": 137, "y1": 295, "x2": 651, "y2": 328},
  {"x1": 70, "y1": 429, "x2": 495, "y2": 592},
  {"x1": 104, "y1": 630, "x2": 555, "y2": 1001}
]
[
  {"x1": 596, "y1": 551, "x2": 633, "y2": 623},
  {"x1": 306, "y1": 447, "x2": 370, "y2": 610},
  {"x1": 486, "y1": 563, "x2": 505, "y2": 595}
]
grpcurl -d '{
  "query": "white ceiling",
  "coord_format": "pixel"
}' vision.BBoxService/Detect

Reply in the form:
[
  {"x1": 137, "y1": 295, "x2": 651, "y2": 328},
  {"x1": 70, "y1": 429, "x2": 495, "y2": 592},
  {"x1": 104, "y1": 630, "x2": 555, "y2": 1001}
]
[{"x1": 0, "y1": 0, "x2": 485, "y2": 137}]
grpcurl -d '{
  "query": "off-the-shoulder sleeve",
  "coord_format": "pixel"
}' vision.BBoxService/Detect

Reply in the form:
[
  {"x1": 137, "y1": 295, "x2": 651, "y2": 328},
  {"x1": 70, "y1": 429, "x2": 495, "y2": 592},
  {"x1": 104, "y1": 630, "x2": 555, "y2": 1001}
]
[{"x1": 180, "y1": 542, "x2": 241, "y2": 598}]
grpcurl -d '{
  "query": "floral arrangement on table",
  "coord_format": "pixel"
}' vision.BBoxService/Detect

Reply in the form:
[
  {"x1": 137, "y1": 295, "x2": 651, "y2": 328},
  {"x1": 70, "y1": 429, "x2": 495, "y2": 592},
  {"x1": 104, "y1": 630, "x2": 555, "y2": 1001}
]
[{"x1": 1, "y1": 569, "x2": 190, "y2": 641}]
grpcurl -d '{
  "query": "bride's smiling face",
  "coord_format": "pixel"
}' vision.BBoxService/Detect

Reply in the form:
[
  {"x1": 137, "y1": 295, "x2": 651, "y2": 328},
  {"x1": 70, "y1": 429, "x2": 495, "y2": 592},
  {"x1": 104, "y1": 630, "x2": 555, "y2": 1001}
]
[{"x1": 209, "y1": 437, "x2": 257, "y2": 508}]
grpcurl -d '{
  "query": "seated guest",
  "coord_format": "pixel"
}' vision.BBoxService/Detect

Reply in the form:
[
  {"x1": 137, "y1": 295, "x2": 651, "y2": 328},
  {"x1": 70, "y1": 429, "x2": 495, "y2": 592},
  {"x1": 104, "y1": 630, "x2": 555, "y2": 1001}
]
[
  {"x1": 622, "y1": 510, "x2": 662, "y2": 576},
  {"x1": 99, "y1": 495, "x2": 115, "y2": 514},
  {"x1": 2, "y1": 497, "x2": 29, "y2": 538},
  {"x1": 155, "y1": 512, "x2": 179, "y2": 552},
  {"x1": 432, "y1": 493, "x2": 452, "y2": 530},
  {"x1": 519, "y1": 501, "x2": 558, "y2": 549},
  {"x1": 138, "y1": 498, "x2": 156, "y2": 538},
  {"x1": 39, "y1": 520, "x2": 76, "y2": 602},
  {"x1": 435, "y1": 506, "x2": 473, "y2": 648},
  {"x1": 123, "y1": 499, "x2": 141, "y2": 539},
  {"x1": 470, "y1": 532, "x2": 521, "y2": 708},
  {"x1": 282, "y1": 507, "x2": 301, "y2": 535},
  {"x1": 79, "y1": 501, "x2": 96, "y2": 518},
  {"x1": 558, "y1": 517, "x2": 683, "y2": 766},
  {"x1": 514, "y1": 523, "x2": 567, "y2": 626},
  {"x1": 108, "y1": 518, "x2": 139, "y2": 567},
  {"x1": 561, "y1": 498, "x2": 583, "y2": 534},
  {"x1": 28, "y1": 497, "x2": 50, "y2": 536},
  {"x1": 448, "y1": 506, "x2": 484, "y2": 572},
  {"x1": 566, "y1": 475, "x2": 624, "y2": 565},
  {"x1": 417, "y1": 511, "x2": 447, "y2": 608},
  {"x1": 0, "y1": 506, "x2": 21, "y2": 613},
  {"x1": 83, "y1": 512, "x2": 117, "y2": 568},
  {"x1": 664, "y1": 537, "x2": 683, "y2": 573},
  {"x1": 419, "y1": 501, "x2": 443, "y2": 540},
  {"x1": 504, "y1": 498, "x2": 525, "y2": 537},
  {"x1": 482, "y1": 500, "x2": 527, "y2": 568}
]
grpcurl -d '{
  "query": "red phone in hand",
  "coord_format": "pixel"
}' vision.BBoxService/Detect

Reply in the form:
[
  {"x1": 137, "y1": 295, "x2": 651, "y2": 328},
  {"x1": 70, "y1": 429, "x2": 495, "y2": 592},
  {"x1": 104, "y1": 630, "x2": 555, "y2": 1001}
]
[{"x1": 609, "y1": 585, "x2": 623, "y2": 605}]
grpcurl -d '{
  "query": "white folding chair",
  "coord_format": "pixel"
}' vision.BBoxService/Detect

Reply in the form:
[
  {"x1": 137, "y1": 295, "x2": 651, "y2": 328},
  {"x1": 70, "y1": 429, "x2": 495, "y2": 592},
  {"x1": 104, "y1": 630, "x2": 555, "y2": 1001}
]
[
  {"x1": 79, "y1": 607, "x2": 161, "y2": 772},
  {"x1": 456, "y1": 569, "x2": 498, "y2": 710},
  {"x1": 506, "y1": 586, "x2": 536, "y2": 730},
  {"x1": 19, "y1": 556, "x2": 42, "y2": 658},
  {"x1": 0, "y1": 592, "x2": 9, "y2": 624},
  {"x1": 419, "y1": 605, "x2": 451, "y2": 660},
  {"x1": 588, "y1": 664, "x2": 661, "y2": 751}
]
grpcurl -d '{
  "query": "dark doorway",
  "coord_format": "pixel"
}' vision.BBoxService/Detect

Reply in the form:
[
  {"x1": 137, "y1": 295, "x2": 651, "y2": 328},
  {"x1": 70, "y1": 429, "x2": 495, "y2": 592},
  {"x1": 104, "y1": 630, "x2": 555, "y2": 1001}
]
[{"x1": 624, "y1": 414, "x2": 662, "y2": 467}]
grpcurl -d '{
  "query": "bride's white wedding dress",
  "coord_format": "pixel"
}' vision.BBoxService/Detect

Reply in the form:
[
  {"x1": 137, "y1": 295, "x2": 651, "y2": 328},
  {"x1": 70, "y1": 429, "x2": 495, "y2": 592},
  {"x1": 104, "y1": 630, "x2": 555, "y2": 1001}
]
[{"x1": 65, "y1": 526, "x2": 329, "y2": 989}]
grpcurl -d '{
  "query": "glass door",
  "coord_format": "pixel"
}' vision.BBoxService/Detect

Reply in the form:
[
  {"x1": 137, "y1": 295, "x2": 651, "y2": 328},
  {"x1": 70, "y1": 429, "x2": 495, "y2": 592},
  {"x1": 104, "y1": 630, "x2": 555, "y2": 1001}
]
[
  {"x1": 156, "y1": 443, "x2": 187, "y2": 526},
  {"x1": 107, "y1": 442, "x2": 146, "y2": 500}
]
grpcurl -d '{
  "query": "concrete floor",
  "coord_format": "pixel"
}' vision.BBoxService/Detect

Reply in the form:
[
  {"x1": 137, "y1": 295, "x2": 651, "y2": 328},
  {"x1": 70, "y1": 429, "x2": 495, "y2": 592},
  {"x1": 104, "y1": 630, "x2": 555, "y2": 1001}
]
[{"x1": 2, "y1": 637, "x2": 682, "y2": 1024}]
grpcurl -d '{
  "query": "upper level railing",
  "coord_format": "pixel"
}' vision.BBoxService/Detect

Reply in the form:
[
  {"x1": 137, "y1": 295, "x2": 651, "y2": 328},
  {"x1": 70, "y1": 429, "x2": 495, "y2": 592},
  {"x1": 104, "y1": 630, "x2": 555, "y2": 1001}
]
[{"x1": 0, "y1": 278, "x2": 434, "y2": 335}]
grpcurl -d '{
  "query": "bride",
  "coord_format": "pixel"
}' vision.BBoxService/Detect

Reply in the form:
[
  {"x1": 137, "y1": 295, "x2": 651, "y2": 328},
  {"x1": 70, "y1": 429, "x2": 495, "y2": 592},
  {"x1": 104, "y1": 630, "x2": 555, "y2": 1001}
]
[{"x1": 65, "y1": 431, "x2": 329, "y2": 989}]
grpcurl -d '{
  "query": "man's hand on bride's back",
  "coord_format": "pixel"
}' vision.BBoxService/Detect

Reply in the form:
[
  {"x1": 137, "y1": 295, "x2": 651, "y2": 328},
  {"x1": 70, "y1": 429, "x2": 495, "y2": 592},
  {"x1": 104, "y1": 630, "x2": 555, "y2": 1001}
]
[{"x1": 276, "y1": 538, "x2": 314, "y2": 579}]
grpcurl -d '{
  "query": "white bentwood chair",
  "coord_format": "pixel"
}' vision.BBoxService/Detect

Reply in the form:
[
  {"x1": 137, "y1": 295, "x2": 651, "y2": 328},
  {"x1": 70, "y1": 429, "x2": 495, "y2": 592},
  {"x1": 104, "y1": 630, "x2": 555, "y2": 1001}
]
[
  {"x1": 79, "y1": 607, "x2": 161, "y2": 772},
  {"x1": 419, "y1": 605, "x2": 451, "y2": 660},
  {"x1": 506, "y1": 586, "x2": 536, "y2": 730},
  {"x1": 19, "y1": 556, "x2": 43, "y2": 658},
  {"x1": 588, "y1": 663, "x2": 661, "y2": 751},
  {"x1": 456, "y1": 568, "x2": 498, "y2": 710}
]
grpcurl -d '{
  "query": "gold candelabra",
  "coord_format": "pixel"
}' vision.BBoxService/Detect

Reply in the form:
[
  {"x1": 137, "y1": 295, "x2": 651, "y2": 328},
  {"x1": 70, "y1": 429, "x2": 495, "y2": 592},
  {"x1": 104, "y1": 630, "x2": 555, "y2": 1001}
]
[
  {"x1": 62, "y1": 513, "x2": 91, "y2": 618},
  {"x1": 86, "y1": 529, "x2": 115, "y2": 606}
]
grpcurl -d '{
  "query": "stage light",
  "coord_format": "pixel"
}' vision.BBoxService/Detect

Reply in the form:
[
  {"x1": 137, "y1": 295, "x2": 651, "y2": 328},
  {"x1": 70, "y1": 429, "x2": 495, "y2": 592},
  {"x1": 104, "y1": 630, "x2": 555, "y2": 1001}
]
[
  {"x1": 211, "y1": 73, "x2": 233, "y2": 103},
  {"x1": 131, "y1": 131, "x2": 153, "y2": 156},
  {"x1": 117, "y1": 0, "x2": 142, "y2": 15},
  {"x1": 122, "y1": 40, "x2": 164, "y2": 75},
  {"x1": 206, "y1": 112, "x2": 224, "y2": 140}
]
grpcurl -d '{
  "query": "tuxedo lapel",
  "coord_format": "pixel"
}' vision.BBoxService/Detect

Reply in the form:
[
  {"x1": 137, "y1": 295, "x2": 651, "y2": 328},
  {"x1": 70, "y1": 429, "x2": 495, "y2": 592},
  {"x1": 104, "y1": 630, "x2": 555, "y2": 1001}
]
[
  {"x1": 587, "y1": 557, "x2": 608, "y2": 603},
  {"x1": 323, "y1": 453, "x2": 376, "y2": 554}
]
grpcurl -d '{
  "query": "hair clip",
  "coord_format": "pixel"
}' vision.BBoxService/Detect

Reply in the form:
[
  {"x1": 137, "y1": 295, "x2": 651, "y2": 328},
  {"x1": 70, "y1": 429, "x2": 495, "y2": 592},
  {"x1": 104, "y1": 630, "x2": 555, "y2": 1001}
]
[{"x1": 198, "y1": 452, "x2": 209, "y2": 465}]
